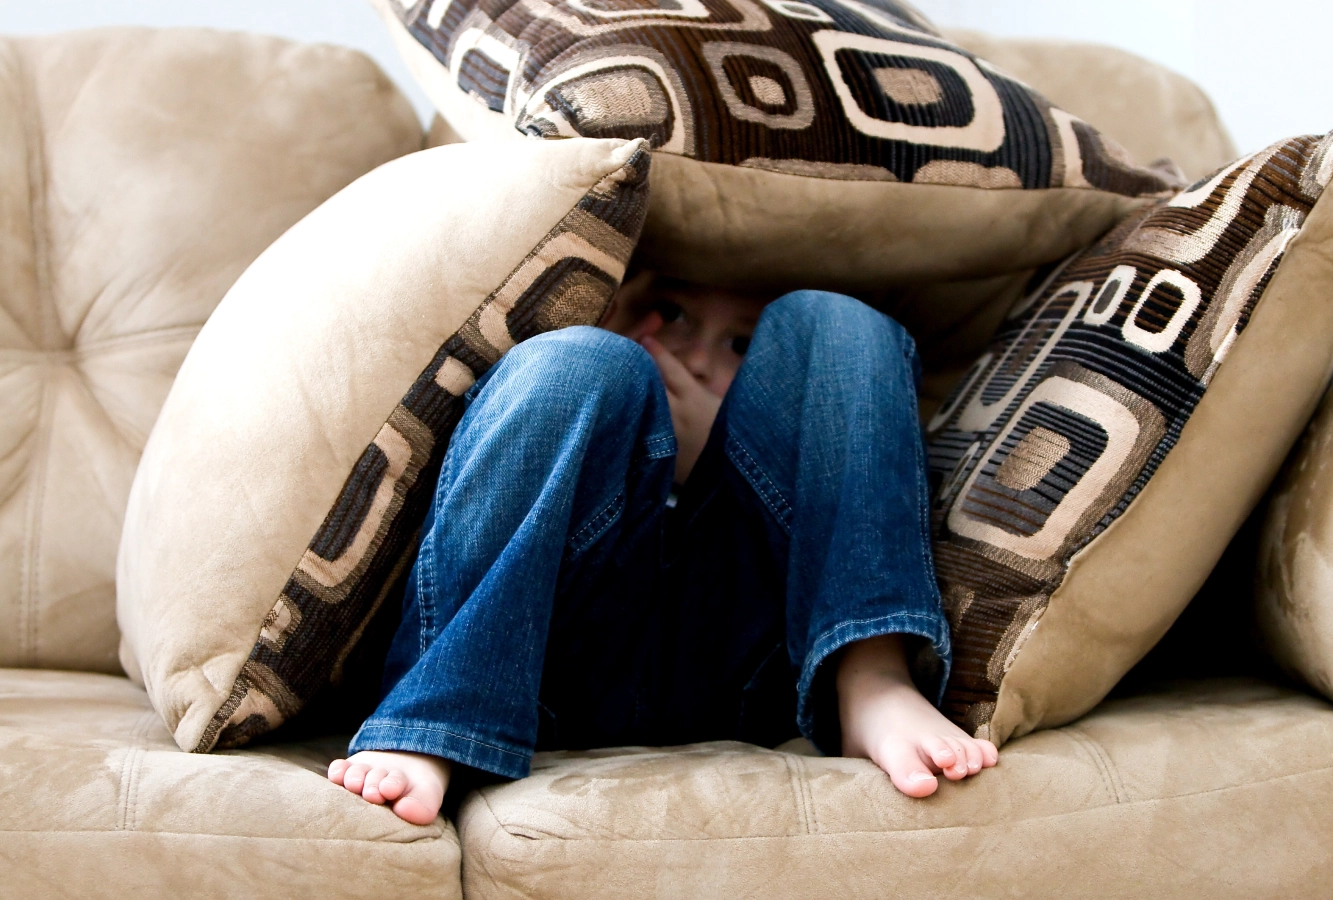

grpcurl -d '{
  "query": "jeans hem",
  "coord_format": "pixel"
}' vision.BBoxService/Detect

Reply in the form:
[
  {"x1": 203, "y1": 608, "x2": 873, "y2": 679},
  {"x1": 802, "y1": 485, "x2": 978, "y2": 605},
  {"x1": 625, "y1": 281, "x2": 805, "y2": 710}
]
[
  {"x1": 350, "y1": 720, "x2": 532, "y2": 780},
  {"x1": 795, "y1": 611, "x2": 953, "y2": 740}
]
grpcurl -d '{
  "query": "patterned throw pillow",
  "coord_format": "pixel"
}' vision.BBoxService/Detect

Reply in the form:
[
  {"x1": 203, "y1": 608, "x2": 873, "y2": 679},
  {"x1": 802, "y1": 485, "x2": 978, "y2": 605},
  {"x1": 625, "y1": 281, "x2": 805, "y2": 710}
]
[
  {"x1": 117, "y1": 138, "x2": 649, "y2": 752},
  {"x1": 372, "y1": 0, "x2": 1175, "y2": 292},
  {"x1": 927, "y1": 132, "x2": 1333, "y2": 745}
]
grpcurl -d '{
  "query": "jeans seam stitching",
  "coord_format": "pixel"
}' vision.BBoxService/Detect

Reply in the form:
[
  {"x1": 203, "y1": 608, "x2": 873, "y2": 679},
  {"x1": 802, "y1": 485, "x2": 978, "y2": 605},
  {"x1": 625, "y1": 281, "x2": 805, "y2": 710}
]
[
  {"x1": 356, "y1": 722, "x2": 529, "y2": 762},
  {"x1": 567, "y1": 491, "x2": 625, "y2": 555},
  {"x1": 417, "y1": 544, "x2": 436, "y2": 659},
  {"x1": 633, "y1": 433, "x2": 677, "y2": 463},
  {"x1": 913, "y1": 425, "x2": 935, "y2": 586},
  {"x1": 800, "y1": 613, "x2": 950, "y2": 691},
  {"x1": 725, "y1": 435, "x2": 793, "y2": 531}
]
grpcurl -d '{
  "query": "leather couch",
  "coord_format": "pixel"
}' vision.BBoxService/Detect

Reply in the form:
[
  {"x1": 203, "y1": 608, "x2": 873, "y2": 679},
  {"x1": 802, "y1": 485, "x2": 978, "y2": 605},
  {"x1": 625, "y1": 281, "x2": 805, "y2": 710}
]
[{"x1": 3, "y1": 25, "x2": 1328, "y2": 900}]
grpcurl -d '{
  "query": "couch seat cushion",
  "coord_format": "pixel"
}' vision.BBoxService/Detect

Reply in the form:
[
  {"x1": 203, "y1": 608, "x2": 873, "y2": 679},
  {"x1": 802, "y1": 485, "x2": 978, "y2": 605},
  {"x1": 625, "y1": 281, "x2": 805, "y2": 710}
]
[
  {"x1": 458, "y1": 678, "x2": 1333, "y2": 899},
  {"x1": 0, "y1": 668, "x2": 460, "y2": 899}
]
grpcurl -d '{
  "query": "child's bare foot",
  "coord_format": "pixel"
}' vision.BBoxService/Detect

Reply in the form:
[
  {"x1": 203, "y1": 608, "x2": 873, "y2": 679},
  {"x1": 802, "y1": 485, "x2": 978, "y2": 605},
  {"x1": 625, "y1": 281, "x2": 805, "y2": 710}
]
[
  {"x1": 327, "y1": 750, "x2": 451, "y2": 824},
  {"x1": 838, "y1": 634, "x2": 998, "y2": 798}
]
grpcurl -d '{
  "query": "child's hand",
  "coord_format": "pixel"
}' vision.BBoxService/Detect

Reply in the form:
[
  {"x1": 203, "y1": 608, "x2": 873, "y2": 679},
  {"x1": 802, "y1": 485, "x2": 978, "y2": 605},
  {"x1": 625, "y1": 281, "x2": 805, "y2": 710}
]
[{"x1": 641, "y1": 335, "x2": 721, "y2": 483}]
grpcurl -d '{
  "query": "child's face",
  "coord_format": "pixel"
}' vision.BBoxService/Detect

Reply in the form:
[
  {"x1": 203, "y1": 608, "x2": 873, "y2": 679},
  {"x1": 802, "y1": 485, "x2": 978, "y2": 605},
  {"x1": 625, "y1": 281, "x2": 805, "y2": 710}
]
[{"x1": 608, "y1": 272, "x2": 771, "y2": 397}]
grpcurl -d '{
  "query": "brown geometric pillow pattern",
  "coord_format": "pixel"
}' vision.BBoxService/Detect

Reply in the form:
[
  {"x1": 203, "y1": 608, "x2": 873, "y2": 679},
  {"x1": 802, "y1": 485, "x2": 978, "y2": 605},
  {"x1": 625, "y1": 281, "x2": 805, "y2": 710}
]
[
  {"x1": 197, "y1": 147, "x2": 651, "y2": 751},
  {"x1": 383, "y1": 0, "x2": 1162, "y2": 192},
  {"x1": 927, "y1": 131, "x2": 1333, "y2": 744},
  {"x1": 375, "y1": 0, "x2": 1175, "y2": 291}
]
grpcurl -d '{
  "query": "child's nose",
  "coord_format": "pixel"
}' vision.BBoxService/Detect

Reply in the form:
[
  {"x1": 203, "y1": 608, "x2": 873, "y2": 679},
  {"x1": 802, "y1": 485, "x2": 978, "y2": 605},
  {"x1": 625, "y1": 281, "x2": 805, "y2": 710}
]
[{"x1": 683, "y1": 340, "x2": 713, "y2": 380}]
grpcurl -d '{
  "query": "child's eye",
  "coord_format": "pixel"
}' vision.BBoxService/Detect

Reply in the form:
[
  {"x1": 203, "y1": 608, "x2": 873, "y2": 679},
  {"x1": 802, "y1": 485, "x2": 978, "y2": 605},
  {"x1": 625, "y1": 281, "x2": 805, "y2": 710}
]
[
  {"x1": 654, "y1": 299, "x2": 683, "y2": 324},
  {"x1": 730, "y1": 335, "x2": 751, "y2": 355}
]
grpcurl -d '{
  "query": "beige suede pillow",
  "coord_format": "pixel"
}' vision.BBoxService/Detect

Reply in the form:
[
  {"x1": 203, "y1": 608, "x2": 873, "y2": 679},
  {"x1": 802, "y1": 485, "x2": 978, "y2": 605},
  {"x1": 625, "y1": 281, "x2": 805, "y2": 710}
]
[
  {"x1": 117, "y1": 137, "x2": 650, "y2": 753},
  {"x1": 1257, "y1": 379, "x2": 1333, "y2": 699},
  {"x1": 371, "y1": 0, "x2": 1174, "y2": 294},
  {"x1": 927, "y1": 131, "x2": 1333, "y2": 745}
]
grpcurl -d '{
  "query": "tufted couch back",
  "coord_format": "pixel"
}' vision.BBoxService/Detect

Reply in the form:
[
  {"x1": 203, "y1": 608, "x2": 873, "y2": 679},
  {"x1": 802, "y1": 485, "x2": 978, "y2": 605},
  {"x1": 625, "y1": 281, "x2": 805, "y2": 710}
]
[{"x1": 0, "y1": 27, "x2": 422, "y2": 674}]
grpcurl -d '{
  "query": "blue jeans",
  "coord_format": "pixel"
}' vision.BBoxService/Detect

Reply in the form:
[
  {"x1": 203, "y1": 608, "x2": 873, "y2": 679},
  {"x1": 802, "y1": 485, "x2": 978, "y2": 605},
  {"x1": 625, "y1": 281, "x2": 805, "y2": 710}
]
[{"x1": 349, "y1": 291, "x2": 950, "y2": 779}]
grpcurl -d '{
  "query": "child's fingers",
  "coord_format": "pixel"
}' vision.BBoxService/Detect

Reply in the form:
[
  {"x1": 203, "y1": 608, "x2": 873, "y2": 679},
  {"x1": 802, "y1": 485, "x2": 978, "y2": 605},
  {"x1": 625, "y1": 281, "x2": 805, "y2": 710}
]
[
  {"x1": 640, "y1": 336, "x2": 695, "y2": 395},
  {"x1": 643, "y1": 338, "x2": 718, "y2": 413}
]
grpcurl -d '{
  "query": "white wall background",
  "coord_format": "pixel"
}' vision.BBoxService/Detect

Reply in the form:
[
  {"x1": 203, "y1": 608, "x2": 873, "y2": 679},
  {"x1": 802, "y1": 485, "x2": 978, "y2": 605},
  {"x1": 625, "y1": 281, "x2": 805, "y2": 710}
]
[
  {"x1": 913, "y1": 0, "x2": 1333, "y2": 154},
  {"x1": 3, "y1": 0, "x2": 1331, "y2": 155}
]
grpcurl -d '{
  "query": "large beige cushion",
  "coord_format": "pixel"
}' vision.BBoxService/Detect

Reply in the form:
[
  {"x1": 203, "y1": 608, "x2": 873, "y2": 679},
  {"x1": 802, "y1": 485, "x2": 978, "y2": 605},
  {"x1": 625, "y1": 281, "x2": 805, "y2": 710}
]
[
  {"x1": 0, "y1": 668, "x2": 460, "y2": 900},
  {"x1": 457, "y1": 679, "x2": 1333, "y2": 899},
  {"x1": 117, "y1": 137, "x2": 650, "y2": 754},
  {"x1": 0, "y1": 28, "x2": 422, "y2": 675}
]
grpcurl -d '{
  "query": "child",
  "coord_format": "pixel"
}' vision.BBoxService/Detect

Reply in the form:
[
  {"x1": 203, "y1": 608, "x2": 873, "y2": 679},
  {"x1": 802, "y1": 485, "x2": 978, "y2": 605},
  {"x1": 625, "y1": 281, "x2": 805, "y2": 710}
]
[{"x1": 328, "y1": 274, "x2": 997, "y2": 824}]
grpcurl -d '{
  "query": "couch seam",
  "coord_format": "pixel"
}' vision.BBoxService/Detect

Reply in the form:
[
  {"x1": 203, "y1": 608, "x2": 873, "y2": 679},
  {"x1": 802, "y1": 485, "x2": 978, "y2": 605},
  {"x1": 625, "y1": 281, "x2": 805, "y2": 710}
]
[
  {"x1": 462, "y1": 794, "x2": 510, "y2": 895},
  {"x1": 485, "y1": 761, "x2": 1333, "y2": 842},
  {"x1": 1062, "y1": 726, "x2": 1128, "y2": 803},
  {"x1": 1052, "y1": 728, "x2": 1118, "y2": 803},
  {"x1": 15, "y1": 40, "x2": 54, "y2": 669},
  {"x1": 799, "y1": 756, "x2": 819, "y2": 834},
  {"x1": 16, "y1": 375, "x2": 48, "y2": 668},
  {"x1": 131, "y1": 710, "x2": 157, "y2": 831},
  {"x1": 783, "y1": 754, "x2": 813, "y2": 835},
  {"x1": 115, "y1": 710, "x2": 153, "y2": 831}
]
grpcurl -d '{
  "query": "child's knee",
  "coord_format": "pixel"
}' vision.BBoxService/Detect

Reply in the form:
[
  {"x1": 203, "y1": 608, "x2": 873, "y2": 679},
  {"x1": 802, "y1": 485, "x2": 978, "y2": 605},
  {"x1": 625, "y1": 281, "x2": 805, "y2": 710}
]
[
  {"x1": 763, "y1": 291, "x2": 914, "y2": 356},
  {"x1": 493, "y1": 327, "x2": 659, "y2": 412}
]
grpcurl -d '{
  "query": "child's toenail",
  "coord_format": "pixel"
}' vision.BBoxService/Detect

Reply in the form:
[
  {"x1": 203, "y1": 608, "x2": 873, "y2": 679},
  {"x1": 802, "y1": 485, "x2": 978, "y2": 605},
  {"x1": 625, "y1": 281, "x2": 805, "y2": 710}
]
[{"x1": 910, "y1": 772, "x2": 933, "y2": 783}]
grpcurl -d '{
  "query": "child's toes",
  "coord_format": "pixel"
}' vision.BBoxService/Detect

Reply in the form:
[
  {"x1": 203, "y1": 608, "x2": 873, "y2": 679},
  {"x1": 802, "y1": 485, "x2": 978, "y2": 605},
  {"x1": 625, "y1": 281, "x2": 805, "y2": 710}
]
[
  {"x1": 961, "y1": 740, "x2": 983, "y2": 774},
  {"x1": 391, "y1": 793, "x2": 440, "y2": 826},
  {"x1": 343, "y1": 763, "x2": 370, "y2": 793},
  {"x1": 361, "y1": 767, "x2": 390, "y2": 804},
  {"x1": 882, "y1": 742, "x2": 939, "y2": 798},
  {"x1": 979, "y1": 739, "x2": 999, "y2": 768},
  {"x1": 379, "y1": 771, "x2": 409, "y2": 802},
  {"x1": 921, "y1": 735, "x2": 956, "y2": 772},
  {"x1": 940, "y1": 737, "x2": 970, "y2": 780},
  {"x1": 327, "y1": 759, "x2": 350, "y2": 785}
]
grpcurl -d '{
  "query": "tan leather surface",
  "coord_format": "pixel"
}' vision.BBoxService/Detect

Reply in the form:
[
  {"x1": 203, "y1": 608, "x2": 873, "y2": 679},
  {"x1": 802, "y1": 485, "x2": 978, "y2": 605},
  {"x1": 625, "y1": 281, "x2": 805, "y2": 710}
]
[
  {"x1": 1258, "y1": 386, "x2": 1333, "y2": 698},
  {"x1": 458, "y1": 679, "x2": 1333, "y2": 899},
  {"x1": 0, "y1": 667, "x2": 461, "y2": 899},
  {"x1": 0, "y1": 28, "x2": 422, "y2": 675},
  {"x1": 116, "y1": 137, "x2": 645, "y2": 752},
  {"x1": 991, "y1": 183, "x2": 1333, "y2": 745},
  {"x1": 945, "y1": 30, "x2": 1237, "y2": 182}
]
